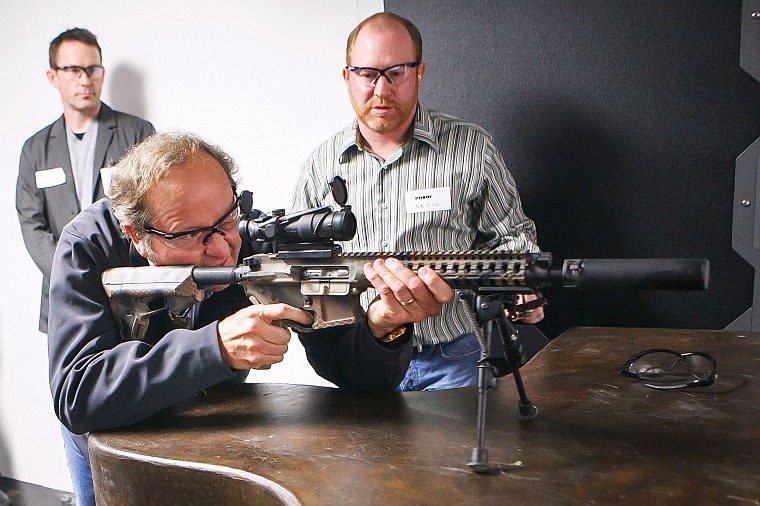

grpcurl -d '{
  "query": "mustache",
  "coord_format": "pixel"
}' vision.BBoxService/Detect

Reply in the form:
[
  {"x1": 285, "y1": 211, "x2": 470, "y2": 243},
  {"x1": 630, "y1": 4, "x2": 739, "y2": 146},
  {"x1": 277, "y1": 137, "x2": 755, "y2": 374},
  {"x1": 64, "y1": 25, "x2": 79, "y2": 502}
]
[{"x1": 368, "y1": 98, "x2": 398, "y2": 108}]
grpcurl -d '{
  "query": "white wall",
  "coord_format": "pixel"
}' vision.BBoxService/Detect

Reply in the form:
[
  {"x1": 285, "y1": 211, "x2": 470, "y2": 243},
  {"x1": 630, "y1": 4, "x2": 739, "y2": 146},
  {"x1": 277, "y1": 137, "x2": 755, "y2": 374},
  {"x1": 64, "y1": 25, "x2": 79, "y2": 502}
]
[{"x1": 0, "y1": 0, "x2": 383, "y2": 492}]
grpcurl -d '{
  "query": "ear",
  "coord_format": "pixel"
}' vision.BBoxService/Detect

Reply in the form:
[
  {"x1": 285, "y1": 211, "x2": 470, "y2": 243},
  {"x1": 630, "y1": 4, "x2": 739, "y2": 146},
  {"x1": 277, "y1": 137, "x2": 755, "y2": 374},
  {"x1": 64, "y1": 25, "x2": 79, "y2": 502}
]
[
  {"x1": 124, "y1": 224, "x2": 150, "y2": 258},
  {"x1": 417, "y1": 62, "x2": 426, "y2": 80},
  {"x1": 46, "y1": 68, "x2": 59, "y2": 89},
  {"x1": 343, "y1": 67, "x2": 352, "y2": 86}
]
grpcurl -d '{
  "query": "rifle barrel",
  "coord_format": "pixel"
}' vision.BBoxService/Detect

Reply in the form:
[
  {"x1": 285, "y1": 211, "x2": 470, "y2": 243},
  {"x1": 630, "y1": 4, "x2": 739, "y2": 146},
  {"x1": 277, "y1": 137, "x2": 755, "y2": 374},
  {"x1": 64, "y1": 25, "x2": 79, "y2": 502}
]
[{"x1": 553, "y1": 258, "x2": 710, "y2": 290}]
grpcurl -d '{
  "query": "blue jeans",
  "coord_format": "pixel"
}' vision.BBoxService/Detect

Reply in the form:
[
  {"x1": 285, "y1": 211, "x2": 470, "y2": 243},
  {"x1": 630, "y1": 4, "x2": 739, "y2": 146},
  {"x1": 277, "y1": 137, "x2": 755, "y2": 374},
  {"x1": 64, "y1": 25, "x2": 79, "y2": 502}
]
[
  {"x1": 61, "y1": 426, "x2": 95, "y2": 506},
  {"x1": 397, "y1": 333, "x2": 480, "y2": 391}
]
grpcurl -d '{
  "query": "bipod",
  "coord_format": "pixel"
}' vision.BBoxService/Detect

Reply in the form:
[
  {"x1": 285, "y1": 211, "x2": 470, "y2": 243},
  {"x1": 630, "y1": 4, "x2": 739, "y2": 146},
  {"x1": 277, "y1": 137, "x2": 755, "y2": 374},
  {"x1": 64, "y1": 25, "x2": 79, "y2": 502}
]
[{"x1": 466, "y1": 292, "x2": 538, "y2": 473}]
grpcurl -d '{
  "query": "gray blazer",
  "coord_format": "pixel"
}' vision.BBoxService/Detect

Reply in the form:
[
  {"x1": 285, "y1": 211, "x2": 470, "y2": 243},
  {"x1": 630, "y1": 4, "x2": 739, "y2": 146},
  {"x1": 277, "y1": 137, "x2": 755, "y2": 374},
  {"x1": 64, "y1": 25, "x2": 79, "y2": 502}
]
[{"x1": 16, "y1": 103, "x2": 154, "y2": 332}]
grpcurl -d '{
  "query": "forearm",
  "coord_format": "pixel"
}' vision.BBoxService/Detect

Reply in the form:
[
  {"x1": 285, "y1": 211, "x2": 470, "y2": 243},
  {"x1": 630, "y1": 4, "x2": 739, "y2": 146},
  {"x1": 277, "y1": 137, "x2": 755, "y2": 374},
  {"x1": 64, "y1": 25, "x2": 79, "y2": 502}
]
[
  {"x1": 299, "y1": 318, "x2": 412, "y2": 392},
  {"x1": 48, "y1": 224, "x2": 237, "y2": 433},
  {"x1": 20, "y1": 224, "x2": 56, "y2": 277},
  {"x1": 481, "y1": 143, "x2": 540, "y2": 252},
  {"x1": 51, "y1": 323, "x2": 236, "y2": 434},
  {"x1": 16, "y1": 155, "x2": 56, "y2": 276}
]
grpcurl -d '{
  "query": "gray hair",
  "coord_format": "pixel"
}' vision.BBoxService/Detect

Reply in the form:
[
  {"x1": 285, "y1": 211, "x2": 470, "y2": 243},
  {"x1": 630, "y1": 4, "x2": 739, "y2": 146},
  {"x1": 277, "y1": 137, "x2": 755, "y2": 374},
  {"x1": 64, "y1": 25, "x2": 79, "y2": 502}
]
[{"x1": 110, "y1": 132, "x2": 239, "y2": 233}]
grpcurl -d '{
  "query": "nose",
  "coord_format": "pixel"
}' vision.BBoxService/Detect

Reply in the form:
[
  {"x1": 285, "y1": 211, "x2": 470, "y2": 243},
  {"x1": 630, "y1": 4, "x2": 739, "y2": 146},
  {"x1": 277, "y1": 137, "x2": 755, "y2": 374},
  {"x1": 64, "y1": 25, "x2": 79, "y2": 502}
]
[
  {"x1": 373, "y1": 75, "x2": 391, "y2": 97},
  {"x1": 202, "y1": 229, "x2": 232, "y2": 258},
  {"x1": 202, "y1": 227, "x2": 224, "y2": 246}
]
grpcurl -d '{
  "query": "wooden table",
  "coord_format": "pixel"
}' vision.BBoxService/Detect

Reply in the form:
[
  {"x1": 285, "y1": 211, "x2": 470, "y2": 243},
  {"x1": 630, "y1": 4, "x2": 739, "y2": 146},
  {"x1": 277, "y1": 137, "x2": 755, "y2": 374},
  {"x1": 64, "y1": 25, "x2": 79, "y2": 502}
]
[{"x1": 89, "y1": 327, "x2": 760, "y2": 505}]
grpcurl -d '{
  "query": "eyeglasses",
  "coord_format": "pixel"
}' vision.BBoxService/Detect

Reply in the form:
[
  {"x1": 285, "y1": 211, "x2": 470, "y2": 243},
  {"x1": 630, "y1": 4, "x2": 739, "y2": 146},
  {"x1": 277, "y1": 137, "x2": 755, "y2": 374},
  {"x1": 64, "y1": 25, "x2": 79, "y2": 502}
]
[
  {"x1": 345, "y1": 61, "x2": 420, "y2": 88},
  {"x1": 143, "y1": 196, "x2": 240, "y2": 251},
  {"x1": 54, "y1": 65, "x2": 105, "y2": 80},
  {"x1": 618, "y1": 348, "x2": 717, "y2": 390}
]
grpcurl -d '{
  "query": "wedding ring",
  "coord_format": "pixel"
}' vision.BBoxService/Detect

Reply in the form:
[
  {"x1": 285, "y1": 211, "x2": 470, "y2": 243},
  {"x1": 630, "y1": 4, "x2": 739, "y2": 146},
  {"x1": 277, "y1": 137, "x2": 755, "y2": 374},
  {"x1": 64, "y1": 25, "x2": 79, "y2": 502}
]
[
  {"x1": 257, "y1": 308, "x2": 265, "y2": 318},
  {"x1": 399, "y1": 298, "x2": 415, "y2": 307}
]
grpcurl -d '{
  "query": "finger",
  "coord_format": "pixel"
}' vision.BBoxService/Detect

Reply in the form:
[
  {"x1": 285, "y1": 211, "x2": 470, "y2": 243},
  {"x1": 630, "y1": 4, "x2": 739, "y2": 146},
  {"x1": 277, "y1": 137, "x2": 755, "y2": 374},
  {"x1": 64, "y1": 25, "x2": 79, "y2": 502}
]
[
  {"x1": 364, "y1": 260, "x2": 395, "y2": 299},
  {"x1": 253, "y1": 338, "x2": 290, "y2": 356},
  {"x1": 247, "y1": 346, "x2": 287, "y2": 370},
  {"x1": 244, "y1": 322, "x2": 292, "y2": 346},
  {"x1": 381, "y1": 258, "x2": 430, "y2": 307},
  {"x1": 508, "y1": 294, "x2": 545, "y2": 323},
  {"x1": 372, "y1": 258, "x2": 410, "y2": 292},
  {"x1": 382, "y1": 257, "x2": 422, "y2": 290},
  {"x1": 521, "y1": 306, "x2": 545, "y2": 323},
  {"x1": 386, "y1": 260, "x2": 456, "y2": 316},
  {"x1": 218, "y1": 327, "x2": 290, "y2": 370},
  {"x1": 273, "y1": 305, "x2": 315, "y2": 326},
  {"x1": 255, "y1": 304, "x2": 314, "y2": 327},
  {"x1": 416, "y1": 266, "x2": 455, "y2": 304}
]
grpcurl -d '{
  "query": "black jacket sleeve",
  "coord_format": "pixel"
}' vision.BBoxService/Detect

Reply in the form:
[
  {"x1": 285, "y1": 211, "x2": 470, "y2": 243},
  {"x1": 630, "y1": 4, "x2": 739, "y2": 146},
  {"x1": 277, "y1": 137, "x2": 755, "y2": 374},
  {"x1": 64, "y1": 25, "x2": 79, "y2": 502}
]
[
  {"x1": 48, "y1": 202, "x2": 239, "y2": 434},
  {"x1": 299, "y1": 321, "x2": 412, "y2": 391}
]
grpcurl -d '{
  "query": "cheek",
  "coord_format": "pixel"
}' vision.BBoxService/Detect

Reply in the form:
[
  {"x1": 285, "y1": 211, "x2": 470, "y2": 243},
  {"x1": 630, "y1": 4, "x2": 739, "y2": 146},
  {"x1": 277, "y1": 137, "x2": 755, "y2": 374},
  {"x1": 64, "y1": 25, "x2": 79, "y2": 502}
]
[
  {"x1": 134, "y1": 237, "x2": 151, "y2": 259},
  {"x1": 148, "y1": 242, "x2": 202, "y2": 266},
  {"x1": 398, "y1": 85, "x2": 418, "y2": 105},
  {"x1": 60, "y1": 83, "x2": 76, "y2": 96},
  {"x1": 348, "y1": 85, "x2": 372, "y2": 104},
  {"x1": 227, "y1": 235, "x2": 243, "y2": 262}
]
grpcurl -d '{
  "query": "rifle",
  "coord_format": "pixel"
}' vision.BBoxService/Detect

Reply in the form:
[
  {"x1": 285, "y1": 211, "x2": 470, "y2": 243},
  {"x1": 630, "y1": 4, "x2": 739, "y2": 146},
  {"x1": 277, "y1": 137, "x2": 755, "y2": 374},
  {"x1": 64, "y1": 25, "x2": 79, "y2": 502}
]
[
  {"x1": 102, "y1": 176, "x2": 708, "y2": 338},
  {"x1": 102, "y1": 250, "x2": 709, "y2": 340},
  {"x1": 101, "y1": 177, "x2": 710, "y2": 472}
]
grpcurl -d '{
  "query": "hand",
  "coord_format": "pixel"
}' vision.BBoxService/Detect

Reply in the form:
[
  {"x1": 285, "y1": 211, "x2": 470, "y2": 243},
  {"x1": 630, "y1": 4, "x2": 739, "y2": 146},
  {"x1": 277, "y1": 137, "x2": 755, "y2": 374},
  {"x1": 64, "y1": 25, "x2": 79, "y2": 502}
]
[
  {"x1": 508, "y1": 293, "x2": 545, "y2": 324},
  {"x1": 363, "y1": 257, "x2": 454, "y2": 338},
  {"x1": 216, "y1": 304, "x2": 313, "y2": 370}
]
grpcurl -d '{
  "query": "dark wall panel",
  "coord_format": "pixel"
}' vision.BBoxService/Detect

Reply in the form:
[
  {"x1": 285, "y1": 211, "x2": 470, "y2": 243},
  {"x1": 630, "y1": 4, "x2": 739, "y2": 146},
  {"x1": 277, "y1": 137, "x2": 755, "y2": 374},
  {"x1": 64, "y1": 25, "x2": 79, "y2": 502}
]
[{"x1": 386, "y1": 0, "x2": 759, "y2": 337}]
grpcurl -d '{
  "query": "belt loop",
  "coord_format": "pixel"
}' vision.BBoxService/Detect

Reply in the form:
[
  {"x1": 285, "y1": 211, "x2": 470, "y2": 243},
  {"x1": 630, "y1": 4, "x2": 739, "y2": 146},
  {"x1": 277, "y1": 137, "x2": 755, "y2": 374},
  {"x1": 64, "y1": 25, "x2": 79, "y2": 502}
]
[{"x1": 412, "y1": 335, "x2": 423, "y2": 354}]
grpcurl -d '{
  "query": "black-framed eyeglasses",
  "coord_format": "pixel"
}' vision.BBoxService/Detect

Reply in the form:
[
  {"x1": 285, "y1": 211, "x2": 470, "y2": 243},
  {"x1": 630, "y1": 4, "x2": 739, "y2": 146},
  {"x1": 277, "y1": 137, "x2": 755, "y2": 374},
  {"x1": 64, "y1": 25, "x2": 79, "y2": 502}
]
[
  {"x1": 142, "y1": 195, "x2": 240, "y2": 251},
  {"x1": 618, "y1": 348, "x2": 717, "y2": 390},
  {"x1": 54, "y1": 65, "x2": 105, "y2": 80},
  {"x1": 345, "y1": 61, "x2": 420, "y2": 87}
]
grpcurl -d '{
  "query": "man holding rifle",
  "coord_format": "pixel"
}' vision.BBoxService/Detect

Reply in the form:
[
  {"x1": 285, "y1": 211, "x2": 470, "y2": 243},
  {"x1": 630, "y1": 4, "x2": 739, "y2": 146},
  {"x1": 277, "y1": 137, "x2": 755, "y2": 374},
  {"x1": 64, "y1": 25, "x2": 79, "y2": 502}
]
[{"x1": 47, "y1": 132, "x2": 453, "y2": 506}]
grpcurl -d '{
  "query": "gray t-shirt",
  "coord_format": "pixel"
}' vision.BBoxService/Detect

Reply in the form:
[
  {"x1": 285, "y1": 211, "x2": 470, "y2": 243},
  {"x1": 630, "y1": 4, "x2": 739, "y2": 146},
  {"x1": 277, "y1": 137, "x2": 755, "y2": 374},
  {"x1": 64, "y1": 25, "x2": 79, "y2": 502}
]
[{"x1": 66, "y1": 120, "x2": 99, "y2": 208}]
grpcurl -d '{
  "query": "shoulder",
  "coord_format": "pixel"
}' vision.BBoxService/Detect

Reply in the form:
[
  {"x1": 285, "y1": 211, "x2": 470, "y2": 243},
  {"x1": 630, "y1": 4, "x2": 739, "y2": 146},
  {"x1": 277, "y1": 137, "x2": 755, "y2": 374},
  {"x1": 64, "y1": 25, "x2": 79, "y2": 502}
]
[
  {"x1": 101, "y1": 103, "x2": 155, "y2": 132},
  {"x1": 60, "y1": 199, "x2": 133, "y2": 265},
  {"x1": 308, "y1": 122, "x2": 356, "y2": 158},
  {"x1": 64, "y1": 198, "x2": 118, "y2": 237},
  {"x1": 22, "y1": 116, "x2": 63, "y2": 148},
  {"x1": 427, "y1": 108, "x2": 493, "y2": 141}
]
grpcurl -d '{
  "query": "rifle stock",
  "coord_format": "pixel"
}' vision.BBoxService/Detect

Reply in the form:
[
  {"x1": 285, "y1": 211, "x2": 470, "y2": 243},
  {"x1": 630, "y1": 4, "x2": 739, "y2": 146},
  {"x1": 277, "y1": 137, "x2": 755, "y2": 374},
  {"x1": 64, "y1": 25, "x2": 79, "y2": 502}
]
[{"x1": 101, "y1": 251, "x2": 709, "y2": 340}]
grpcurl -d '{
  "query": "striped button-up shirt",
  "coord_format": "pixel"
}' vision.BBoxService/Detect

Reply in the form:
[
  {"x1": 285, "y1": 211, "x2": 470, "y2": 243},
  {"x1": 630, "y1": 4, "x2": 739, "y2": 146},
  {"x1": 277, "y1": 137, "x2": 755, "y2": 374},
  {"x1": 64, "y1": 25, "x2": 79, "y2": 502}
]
[{"x1": 292, "y1": 103, "x2": 539, "y2": 347}]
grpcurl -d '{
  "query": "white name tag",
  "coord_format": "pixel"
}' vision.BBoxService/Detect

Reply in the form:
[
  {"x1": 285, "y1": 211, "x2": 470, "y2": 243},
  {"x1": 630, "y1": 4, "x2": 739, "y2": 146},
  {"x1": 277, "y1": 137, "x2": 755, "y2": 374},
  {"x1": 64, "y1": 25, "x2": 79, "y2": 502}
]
[
  {"x1": 405, "y1": 186, "x2": 452, "y2": 214},
  {"x1": 100, "y1": 166, "x2": 113, "y2": 197},
  {"x1": 35, "y1": 167, "x2": 66, "y2": 189}
]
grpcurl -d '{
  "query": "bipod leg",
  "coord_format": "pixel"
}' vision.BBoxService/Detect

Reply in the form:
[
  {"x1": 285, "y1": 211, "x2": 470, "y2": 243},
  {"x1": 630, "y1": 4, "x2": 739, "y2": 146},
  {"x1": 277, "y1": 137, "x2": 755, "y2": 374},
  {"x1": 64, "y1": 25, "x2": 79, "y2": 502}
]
[
  {"x1": 495, "y1": 312, "x2": 538, "y2": 420},
  {"x1": 468, "y1": 361, "x2": 496, "y2": 473},
  {"x1": 466, "y1": 293, "x2": 538, "y2": 472}
]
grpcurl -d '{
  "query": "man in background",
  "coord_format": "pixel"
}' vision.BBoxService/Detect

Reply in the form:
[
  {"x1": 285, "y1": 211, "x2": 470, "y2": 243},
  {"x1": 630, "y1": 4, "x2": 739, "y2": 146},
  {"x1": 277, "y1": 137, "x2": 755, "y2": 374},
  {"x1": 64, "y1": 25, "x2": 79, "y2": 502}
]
[
  {"x1": 16, "y1": 27, "x2": 154, "y2": 334},
  {"x1": 293, "y1": 12, "x2": 545, "y2": 392}
]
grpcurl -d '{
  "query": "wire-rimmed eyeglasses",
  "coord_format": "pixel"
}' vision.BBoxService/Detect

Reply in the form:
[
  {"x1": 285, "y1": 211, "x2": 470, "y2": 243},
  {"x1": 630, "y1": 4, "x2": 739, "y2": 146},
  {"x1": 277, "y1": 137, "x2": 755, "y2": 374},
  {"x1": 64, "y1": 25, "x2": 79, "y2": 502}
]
[
  {"x1": 345, "y1": 61, "x2": 420, "y2": 87},
  {"x1": 54, "y1": 65, "x2": 105, "y2": 80},
  {"x1": 142, "y1": 195, "x2": 240, "y2": 251},
  {"x1": 618, "y1": 348, "x2": 717, "y2": 390}
]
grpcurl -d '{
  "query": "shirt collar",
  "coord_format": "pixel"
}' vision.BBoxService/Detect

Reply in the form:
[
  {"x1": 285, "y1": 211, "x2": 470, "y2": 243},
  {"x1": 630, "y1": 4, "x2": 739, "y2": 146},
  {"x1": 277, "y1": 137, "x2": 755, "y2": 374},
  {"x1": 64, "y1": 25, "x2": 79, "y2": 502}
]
[
  {"x1": 337, "y1": 102, "x2": 440, "y2": 164},
  {"x1": 411, "y1": 103, "x2": 439, "y2": 151}
]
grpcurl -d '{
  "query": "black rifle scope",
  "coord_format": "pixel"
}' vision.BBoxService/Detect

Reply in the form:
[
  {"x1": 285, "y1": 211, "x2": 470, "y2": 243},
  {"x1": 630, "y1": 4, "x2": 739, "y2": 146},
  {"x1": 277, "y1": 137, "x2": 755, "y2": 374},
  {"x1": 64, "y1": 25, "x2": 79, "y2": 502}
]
[
  {"x1": 237, "y1": 176, "x2": 356, "y2": 250},
  {"x1": 239, "y1": 205, "x2": 356, "y2": 245}
]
